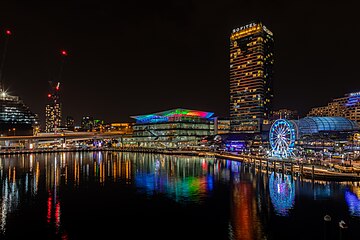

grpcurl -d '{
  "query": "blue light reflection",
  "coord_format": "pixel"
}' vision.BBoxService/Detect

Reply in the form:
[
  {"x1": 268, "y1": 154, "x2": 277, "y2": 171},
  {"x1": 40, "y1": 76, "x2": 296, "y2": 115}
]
[
  {"x1": 345, "y1": 189, "x2": 360, "y2": 217},
  {"x1": 269, "y1": 173, "x2": 295, "y2": 216}
]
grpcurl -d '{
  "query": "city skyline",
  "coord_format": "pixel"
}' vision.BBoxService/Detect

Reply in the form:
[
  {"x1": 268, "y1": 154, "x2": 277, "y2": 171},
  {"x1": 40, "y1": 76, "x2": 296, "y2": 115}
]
[{"x1": 0, "y1": 0, "x2": 359, "y2": 126}]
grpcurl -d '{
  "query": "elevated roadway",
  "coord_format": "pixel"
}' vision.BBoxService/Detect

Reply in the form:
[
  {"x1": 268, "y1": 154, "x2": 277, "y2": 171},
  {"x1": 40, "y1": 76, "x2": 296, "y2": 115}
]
[
  {"x1": 0, "y1": 132, "x2": 133, "y2": 149},
  {"x1": 0, "y1": 131, "x2": 131, "y2": 141}
]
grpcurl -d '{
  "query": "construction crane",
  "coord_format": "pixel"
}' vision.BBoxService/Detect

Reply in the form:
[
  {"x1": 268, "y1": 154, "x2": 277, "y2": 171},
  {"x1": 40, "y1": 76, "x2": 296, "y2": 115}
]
[{"x1": 0, "y1": 29, "x2": 12, "y2": 92}]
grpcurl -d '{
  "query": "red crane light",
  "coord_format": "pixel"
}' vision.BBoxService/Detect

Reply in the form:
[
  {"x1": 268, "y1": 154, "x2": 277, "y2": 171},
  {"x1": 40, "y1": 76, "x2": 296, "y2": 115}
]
[
  {"x1": 61, "y1": 50, "x2": 68, "y2": 56},
  {"x1": 48, "y1": 93, "x2": 52, "y2": 98},
  {"x1": 5, "y1": 30, "x2": 11, "y2": 35}
]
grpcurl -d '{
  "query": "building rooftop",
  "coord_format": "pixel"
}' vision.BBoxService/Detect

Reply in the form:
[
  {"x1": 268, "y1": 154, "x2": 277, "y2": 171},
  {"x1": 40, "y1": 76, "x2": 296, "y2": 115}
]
[{"x1": 131, "y1": 108, "x2": 214, "y2": 123}]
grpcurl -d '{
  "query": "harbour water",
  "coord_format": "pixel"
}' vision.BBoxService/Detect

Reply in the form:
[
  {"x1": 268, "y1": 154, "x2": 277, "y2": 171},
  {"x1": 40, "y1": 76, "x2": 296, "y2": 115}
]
[{"x1": 0, "y1": 151, "x2": 359, "y2": 240}]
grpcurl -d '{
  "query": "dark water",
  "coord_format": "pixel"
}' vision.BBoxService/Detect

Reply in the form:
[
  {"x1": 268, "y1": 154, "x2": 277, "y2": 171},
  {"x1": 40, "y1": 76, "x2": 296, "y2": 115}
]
[{"x1": 0, "y1": 151, "x2": 359, "y2": 240}]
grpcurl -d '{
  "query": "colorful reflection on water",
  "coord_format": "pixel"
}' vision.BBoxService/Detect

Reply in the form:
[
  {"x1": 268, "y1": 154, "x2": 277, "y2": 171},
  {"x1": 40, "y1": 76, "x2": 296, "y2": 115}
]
[
  {"x1": 269, "y1": 172, "x2": 295, "y2": 216},
  {"x1": 135, "y1": 156, "x2": 214, "y2": 203},
  {"x1": 345, "y1": 187, "x2": 360, "y2": 217},
  {"x1": 0, "y1": 152, "x2": 359, "y2": 240}
]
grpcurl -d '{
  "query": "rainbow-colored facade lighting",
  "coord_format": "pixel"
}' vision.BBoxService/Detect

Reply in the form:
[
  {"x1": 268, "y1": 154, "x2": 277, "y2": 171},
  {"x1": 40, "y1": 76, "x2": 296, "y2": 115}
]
[
  {"x1": 128, "y1": 108, "x2": 215, "y2": 148},
  {"x1": 131, "y1": 108, "x2": 214, "y2": 124}
]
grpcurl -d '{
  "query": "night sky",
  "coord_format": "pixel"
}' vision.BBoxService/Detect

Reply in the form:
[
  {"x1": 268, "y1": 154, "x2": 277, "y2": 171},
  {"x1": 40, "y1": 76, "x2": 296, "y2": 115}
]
[{"x1": 0, "y1": 0, "x2": 359, "y2": 127}]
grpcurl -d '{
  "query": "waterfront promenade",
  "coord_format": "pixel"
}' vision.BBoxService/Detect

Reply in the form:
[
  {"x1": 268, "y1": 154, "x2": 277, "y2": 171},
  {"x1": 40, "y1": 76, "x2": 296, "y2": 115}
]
[{"x1": 1, "y1": 146, "x2": 360, "y2": 182}]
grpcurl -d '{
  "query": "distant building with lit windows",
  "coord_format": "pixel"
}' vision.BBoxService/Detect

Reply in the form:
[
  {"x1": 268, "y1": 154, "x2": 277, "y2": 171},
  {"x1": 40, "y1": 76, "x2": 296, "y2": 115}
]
[
  {"x1": 66, "y1": 116, "x2": 75, "y2": 131},
  {"x1": 270, "y1": 109, "x2": 299, "y2": 120},
  {"x1": 126, "y1": 108, "x2": 215, "y2": 148},
  {"x1": 307, "y1": 91, "x2": 360, "y2": 125},
  {"x1": 45, "y1": 82, "x2": 62, "y2": 132},
  {"x1": 93, "y1": 119, "x2": 104, "y2": 132},
  {"x1": 229, "y1": 21, "x2": 274, "y2": 133},
  {"x1": 0, "y1": 91, "x2": 38, "y2": 136},
  {"x1": 81, "y1": 116, "x2": 94, "y2": 131},
  {"x1": 214, "y1": 117, "x2": 230, "y2": 134},
  {"x1": 106, "y1": 123, "x2": 133, "y2": 134},
  {"x1": 45, "y1": 103, "x2": 61, "y2": 132}
]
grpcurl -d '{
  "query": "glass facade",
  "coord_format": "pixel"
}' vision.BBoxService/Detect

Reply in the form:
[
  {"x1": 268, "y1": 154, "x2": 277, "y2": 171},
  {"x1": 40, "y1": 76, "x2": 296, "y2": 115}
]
[
  {"x1": 0, "y1": 92, "x2": 38, "y2": 136},
  {"x1": 269, "y1": 117, "x2": 359, "y2": 156},
  {"x1": 128, "y1": 109, "x2": 215, "y2": 148},
  {"x1": 230, "y1": 22, "x2": 274, "y2": 133},
  {"x1": 297, "y1": 117, "x2": 359, "y2": 136}
]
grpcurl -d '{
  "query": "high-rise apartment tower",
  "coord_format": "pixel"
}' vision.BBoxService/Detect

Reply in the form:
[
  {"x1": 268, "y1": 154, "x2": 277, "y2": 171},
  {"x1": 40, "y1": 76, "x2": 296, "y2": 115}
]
[
  {"x1": 45, "y1": 81, "x2": 62, "y2": 132},
  {"x1": 229, "y1": 21, "x2": 274, "y2": 133}
]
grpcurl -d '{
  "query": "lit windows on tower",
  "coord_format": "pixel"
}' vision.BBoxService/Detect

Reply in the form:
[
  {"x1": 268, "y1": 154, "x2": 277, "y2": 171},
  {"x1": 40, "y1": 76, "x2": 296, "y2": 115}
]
[
  {"x1": 229, "y1": 22, "x2": 274, "y2": 133},
  {"x1": 45, "y1": 103, "x2": 62, "y2": 133},
  {"x1": 45, "y1": 81, "x2": 62, "y2": 133}
]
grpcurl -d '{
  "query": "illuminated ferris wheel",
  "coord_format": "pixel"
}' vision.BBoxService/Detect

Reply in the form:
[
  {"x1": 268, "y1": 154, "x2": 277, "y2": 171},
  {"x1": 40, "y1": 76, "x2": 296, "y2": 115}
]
[{"x1": 269, "y1": 119, "x2": 296, "y2": 158}]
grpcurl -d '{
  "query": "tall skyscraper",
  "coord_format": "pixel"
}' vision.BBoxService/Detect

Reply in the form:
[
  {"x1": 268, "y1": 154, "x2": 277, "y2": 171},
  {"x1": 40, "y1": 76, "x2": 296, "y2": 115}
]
[
  {"x1": 229, "y1": 21, "x2": 274, "y2": 133},
  {"x1": 45, "y1": 81, "x2": 62, "y2": 132},
  {"x1": 44, "y1": 50, "x2": 67, "y2": 133}
]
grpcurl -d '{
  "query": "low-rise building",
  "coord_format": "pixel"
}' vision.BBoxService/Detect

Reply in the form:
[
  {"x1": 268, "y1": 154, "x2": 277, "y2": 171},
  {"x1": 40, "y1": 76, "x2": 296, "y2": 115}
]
[
  {"x1": 125, "y1": 108, "x2": 215, "y2": 148},
  {"x1": 308, "y1": 91, "x2": 360, "y2": 125},
  {"x1": 0, "y1": 91, "x2": 38, "y2": 136}
]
